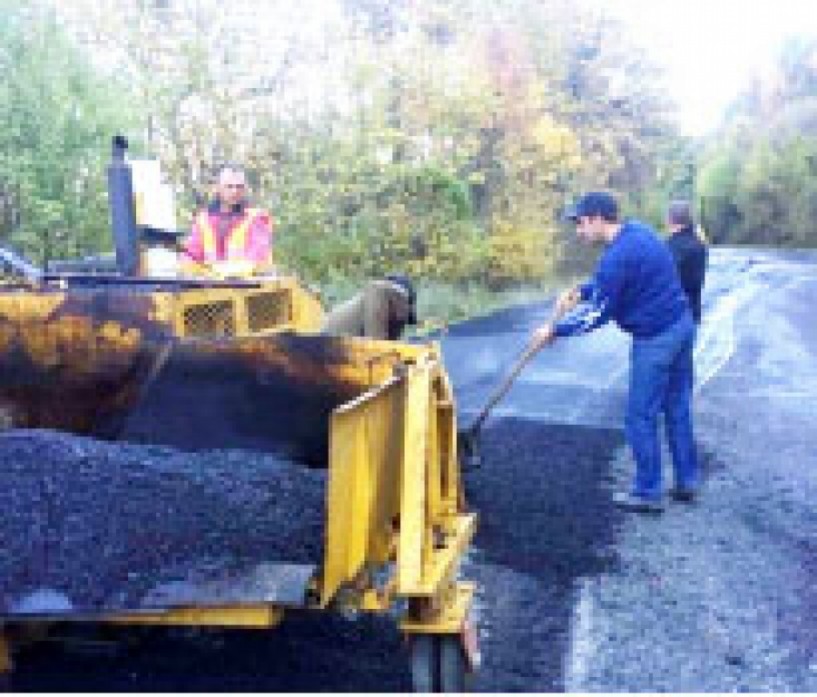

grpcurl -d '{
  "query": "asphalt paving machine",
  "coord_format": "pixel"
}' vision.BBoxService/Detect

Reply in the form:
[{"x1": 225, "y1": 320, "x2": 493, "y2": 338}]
[{"x1": 0, "y1": 138, "x2": 478, "y2": 691}]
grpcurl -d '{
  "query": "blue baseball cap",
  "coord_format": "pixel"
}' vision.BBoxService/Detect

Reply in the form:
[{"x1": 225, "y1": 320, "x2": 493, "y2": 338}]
[{"x1": 564, "y1": 192, "x2": 619, "y2": 222}]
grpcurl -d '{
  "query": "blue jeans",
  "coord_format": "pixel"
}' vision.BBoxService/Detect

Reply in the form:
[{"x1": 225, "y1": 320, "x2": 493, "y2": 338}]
[{"x1": 626, "y1": 313, "x2": 698, "y2": 500}]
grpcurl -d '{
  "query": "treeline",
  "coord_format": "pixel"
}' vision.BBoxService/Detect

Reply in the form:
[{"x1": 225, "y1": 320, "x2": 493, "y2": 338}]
[
  {"x1": 0, "y1": 0, "x2": 125, "y2": 263},
  {"x1": 698, "y1": 37, "x2": 817, "y2": 247},
  {"x1": 1, "y1": 0, "x2": 685, "y2": 283}
]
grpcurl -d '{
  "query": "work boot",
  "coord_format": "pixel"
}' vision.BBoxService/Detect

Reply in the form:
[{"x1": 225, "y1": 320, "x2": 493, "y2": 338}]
[
  {"x1": 669, "y1": 486, "x2": 697, "y2": 503},
  {"x1": 612, "y1": 491, "x2": 664, "y2": 513}
]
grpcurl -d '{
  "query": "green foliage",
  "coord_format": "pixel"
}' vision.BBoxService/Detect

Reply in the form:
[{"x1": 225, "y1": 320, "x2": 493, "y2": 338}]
[
  {"x1": 735, "y1": 137, "x2": 817, "y2": 245},
  {"x1": 411, "y1": 278, "x2": 553, "y2": 332},
  {"x1": 698, "y1": 37, "x2": 817, "y2": 247},
  {"x1": 10, "y1": 0, "x2": 684, "y2": 281},
  {"x1": 0, "y1": 0, "x2": 136, "y2": 264},
  {"x1": 699, "y1": 136, "x2": 817, "y2": 247}
]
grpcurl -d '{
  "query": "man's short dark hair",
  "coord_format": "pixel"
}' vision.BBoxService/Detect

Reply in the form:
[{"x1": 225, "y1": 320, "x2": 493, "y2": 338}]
[
  {"x1": 667, "y1": 200, "x2": 694, "y2": 228},
  {"x1": 565, "y1": 192, "x2": 619, "y2": 223}
]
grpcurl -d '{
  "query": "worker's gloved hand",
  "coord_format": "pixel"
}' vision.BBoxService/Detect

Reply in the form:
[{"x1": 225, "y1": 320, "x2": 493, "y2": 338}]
[
  {"x1": 555, "y1": 287, "x2": 581, "y2": 320},
  {"x1": 531, "y1": 322, "x2": 556, "y2": 350}
]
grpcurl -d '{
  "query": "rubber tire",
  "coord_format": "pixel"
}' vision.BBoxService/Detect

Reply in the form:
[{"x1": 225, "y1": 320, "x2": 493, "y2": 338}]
[
  {"x1": 438, "y1": 636, "x2": 469, "y2": 693},
  {"x1": 410, "y1": 635, "x2": 469, "y2": 693},
  {"x1": 410, "y1": 635, "x2": 438, "y2": 693}
]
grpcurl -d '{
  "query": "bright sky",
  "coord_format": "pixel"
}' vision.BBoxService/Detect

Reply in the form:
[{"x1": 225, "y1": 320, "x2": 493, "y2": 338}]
[{"x1": 598, "y1": 0, "x2": 817, "y2": 136}]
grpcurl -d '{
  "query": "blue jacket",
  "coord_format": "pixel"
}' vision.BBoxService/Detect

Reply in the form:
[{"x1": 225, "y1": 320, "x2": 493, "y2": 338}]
[{"x1": 555, "y1": 220, "x2": 689, "y2": 339}]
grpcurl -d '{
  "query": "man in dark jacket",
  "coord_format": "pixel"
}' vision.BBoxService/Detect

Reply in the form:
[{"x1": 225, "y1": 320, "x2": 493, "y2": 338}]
[{"x1": 665, "y1": 200, "x2": 708, "y2": 324}]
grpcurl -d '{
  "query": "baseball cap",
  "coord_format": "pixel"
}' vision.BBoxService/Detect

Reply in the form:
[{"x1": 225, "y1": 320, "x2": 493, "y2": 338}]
[{"x1": 564, "y1": 192, "x2": 619, "y2": 222}]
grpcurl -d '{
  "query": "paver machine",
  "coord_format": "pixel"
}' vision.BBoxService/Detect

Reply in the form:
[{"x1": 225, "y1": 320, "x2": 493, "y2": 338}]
[{"x1": 0, "y1": 138, "x2": 478, "y2": 691}]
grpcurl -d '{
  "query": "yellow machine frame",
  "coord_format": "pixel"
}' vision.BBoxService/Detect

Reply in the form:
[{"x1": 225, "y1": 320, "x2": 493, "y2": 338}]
[
  {"x1": 0, "y1": 277, "x2": 478, "y2": 687},
  {"x1": 155, "y1": 275, "x2": 325, "y2": 337}
]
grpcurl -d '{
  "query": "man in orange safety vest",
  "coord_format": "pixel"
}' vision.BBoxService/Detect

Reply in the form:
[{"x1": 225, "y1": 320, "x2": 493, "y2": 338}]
[{"x1": 182, "y1": 164, "x2": 273, "y2": 276}]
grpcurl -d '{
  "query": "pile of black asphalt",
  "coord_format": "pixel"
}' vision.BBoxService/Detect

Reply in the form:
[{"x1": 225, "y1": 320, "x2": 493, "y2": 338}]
[
  {"x1": 8, "y1": 418, "x2": 626, "y2": 692},
  {"x1": 0, "y1": 430, "x2": 326, "y2": 615},
  {"x1": 463, "y1": 419, "x2": 625, "y2": 691}
]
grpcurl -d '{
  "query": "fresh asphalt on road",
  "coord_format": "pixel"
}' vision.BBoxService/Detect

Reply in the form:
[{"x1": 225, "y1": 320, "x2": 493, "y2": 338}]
[{"x1": 11, "y1": 247, "x2": 817, "y2": 691}]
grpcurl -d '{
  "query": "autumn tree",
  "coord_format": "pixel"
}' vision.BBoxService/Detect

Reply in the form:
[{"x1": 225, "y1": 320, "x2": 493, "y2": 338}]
[{"x1": 40, "y1": 0, "x2": 687, "y2": 280}]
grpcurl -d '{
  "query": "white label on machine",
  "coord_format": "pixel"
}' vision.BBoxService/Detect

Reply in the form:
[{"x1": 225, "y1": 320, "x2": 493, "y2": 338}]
[
  {"x1": 145, "y1": 246, "x2": 180, "y2": 277},
  {"x1": 130, "y1": 158, "x2": 177, "y2": 231}
]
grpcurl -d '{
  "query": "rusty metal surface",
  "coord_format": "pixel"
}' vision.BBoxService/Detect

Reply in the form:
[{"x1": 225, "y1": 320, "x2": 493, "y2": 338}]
[
  {"x1": 0, "y1": 288, "x2": 170, "y2": 435},
  {"x1": 115, "y1": 334, "x2": 374, "y2": 467},
  {"x1": 0, "y1": 286, "x2": 378, "y2": 466}
]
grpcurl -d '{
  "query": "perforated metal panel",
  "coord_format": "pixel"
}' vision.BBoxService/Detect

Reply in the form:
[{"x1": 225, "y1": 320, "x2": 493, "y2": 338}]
[
  {"x1": 247, "y1": 291, "x2": 291, "y2": 333},
  {"x1": 182, "y1": 300, "x2": 236, "y2": 337}
]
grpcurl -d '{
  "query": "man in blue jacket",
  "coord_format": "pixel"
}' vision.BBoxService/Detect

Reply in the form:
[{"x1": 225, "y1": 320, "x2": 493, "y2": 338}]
[{"x1": 534, "y1": 192, "x2": 698, "y2": 512}]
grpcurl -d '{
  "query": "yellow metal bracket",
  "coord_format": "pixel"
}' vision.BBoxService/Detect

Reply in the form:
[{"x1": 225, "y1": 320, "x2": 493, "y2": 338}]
[
  {"x1": 401, "y1": 582, "x2": 475, "y2": 635},
  {"x1": 409, "y1": 513, "x2": 477, "y2": 597},
  {"x1": 103, "y1": 605, "x2": 285, "y2": 628}
]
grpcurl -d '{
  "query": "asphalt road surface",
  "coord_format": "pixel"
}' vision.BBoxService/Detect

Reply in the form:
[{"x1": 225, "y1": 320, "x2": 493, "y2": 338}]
[{"x1": 10, "y1": 247, "x2": 817, "y2": 691}]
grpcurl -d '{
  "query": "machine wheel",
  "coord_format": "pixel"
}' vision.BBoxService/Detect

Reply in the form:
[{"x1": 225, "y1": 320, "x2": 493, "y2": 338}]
[
  {"x1": 410, "y1": 635, "x2": 469, "y2": 693},
  {"x1": 439, "y1": 635, "x2": 469, "y2": 692},
  {"x1": 410, "y1": 635, "x2": 437, "y2": 693}
]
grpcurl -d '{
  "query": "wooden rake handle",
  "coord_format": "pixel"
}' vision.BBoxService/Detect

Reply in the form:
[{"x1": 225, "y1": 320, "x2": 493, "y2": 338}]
[
  {"x1": 468, "y1": 340, "x2": 543, "y2": 434},
  {"x1": 467, "y1": 301, "x2": 566, "y2": 435}
]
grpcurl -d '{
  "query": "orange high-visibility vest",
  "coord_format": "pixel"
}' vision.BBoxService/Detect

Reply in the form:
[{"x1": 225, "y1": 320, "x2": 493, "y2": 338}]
[{"x1": 195, "y1": 207, "x2": 266, "y2": 262}]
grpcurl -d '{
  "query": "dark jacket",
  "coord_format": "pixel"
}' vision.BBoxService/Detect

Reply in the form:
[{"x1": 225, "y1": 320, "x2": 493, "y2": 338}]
[{"x1": 666, "y1": 225, "x2": 708, "y2": 323}]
